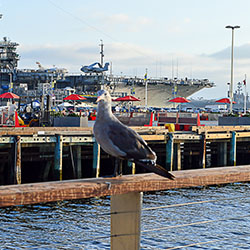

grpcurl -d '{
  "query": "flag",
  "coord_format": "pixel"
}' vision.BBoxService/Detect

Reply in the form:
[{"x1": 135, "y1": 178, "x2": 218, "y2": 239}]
[
  {"x1": 144, "y1": 73, "x2": 147, "y2": 81},
  {"x1": 243, "y1": 79, "x2": 246, "y2": 86}
]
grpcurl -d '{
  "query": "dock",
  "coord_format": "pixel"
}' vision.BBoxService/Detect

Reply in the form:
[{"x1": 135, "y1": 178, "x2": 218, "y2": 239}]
[{"x1": 0, "y1": 125, "x2": 250, "y2": 185}]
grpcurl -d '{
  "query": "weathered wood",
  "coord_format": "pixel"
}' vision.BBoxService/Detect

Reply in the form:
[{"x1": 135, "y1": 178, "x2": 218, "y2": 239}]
[
  {"x1": 111, "y1": 192, "x2": 142, "y2": 250},
  {"x1": 166, "y1": 133, "x2": 174, "y2": 171},
  {"x1": 54, "y1": 135, "x2": 63, "y2": 180},
  {"x1": 192, "y1": 125, "x2": 250, "y2": 134},
  {"x1": 217, "y1": 142, "x2": 227, "y2": 166},
  {"x1": 14, "y1": 136, "x2": 21, "y2": 184},
  {"x1": 176, "y1": 143, "x2": 181, "y2": 171},
  {"x1": 200, "y1": 133, "x2": 206, "y2": 169},
  {"x1": 141, "y1": 134, "x2": 166, "y2": 141},
  {"x1": 230, "y1": 131, "x2": 237, "y2": 166},
  {"x1": 1, "y1": 165, "x2": 250, "y2": 207},
  {"x1": 128, "y1": 161, "x2": 136, "y2": 174},
  {"x1": 93, "y1": 141, "x2": 100, "y2": 177},
  {"x1": 75, "y1": 145, "x2": 82, "y2": 178}
]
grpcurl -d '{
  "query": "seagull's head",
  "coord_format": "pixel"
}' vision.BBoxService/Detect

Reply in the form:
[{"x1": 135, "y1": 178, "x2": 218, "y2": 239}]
[{"x1": 96, "y1": 90, "x2": 112, "y2": 103}]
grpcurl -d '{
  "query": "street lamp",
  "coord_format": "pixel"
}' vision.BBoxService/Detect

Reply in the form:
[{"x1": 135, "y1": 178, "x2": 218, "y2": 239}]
[{"x1": 225, "y1": 25, "x2": 240, "y2": 113}]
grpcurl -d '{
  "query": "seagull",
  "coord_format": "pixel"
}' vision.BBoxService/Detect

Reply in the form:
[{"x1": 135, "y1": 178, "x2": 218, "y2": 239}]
[{"x1": 93, "y1": 89, "x2": 175, "y2": 180}]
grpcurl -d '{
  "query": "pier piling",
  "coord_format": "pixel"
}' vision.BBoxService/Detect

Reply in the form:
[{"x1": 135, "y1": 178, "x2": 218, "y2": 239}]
[
  {"x1": 230, "y1": 131, "x2": 237, "y2": 166},
  {"x1": 54, "y1": 134, "x2": 63, "y2": 180},
  {"x1": 93, "y1": 141, "x2": 101, "y2": 177}
]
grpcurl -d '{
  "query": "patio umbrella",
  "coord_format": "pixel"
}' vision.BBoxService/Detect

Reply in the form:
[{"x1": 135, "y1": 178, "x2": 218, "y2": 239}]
[
  {"x1": 168, "y1": 97, "x2": 190, "y2": 110},
  {"x1": 0, "y1": 92, "x2": 19, "y2": 99},
  {"x1": 63, "y1": 94, "x2": 86, "y2": 112},
  {"x1": 63, "y1": 94, "x2": 86, "y2": 101},
  {"x1": 168, "y1": 97, "x2": 190, "y2": 103},
  {"x1": 216, "y1": 98, "x2": 236, "y2": 104},
  {"x1": 113, "y1": 95, "x2": 141, "y2": 102}
]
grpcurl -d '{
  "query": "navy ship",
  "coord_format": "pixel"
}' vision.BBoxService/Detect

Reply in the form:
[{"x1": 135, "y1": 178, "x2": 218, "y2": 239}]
[{"x1": 0, "y1": 37, "x2": 215, "y2": 107}]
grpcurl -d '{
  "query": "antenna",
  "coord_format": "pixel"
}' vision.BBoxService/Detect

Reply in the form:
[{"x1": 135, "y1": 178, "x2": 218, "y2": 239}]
[{"x1": 99, "y1": 39, "x2": 104, "y2": 67}]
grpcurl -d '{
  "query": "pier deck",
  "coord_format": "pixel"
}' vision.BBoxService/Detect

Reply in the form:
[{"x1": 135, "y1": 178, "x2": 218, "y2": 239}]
[{"x1": 0, "y1": 125, "x2": 250, "y2": 186}]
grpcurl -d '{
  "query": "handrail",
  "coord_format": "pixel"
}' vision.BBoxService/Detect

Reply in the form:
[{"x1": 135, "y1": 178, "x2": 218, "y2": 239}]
[{"x1": 1, "y1": 165, "x2": 250, "y2": 207}]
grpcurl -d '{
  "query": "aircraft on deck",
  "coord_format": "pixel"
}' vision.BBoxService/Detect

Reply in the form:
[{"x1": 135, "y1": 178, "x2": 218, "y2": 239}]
[
  {"x1": 80, "y1": 62, "x2": 109, "y2": 74},
  {"x1": 36, "y1": 62, "x2": 68, "y2": 74}
]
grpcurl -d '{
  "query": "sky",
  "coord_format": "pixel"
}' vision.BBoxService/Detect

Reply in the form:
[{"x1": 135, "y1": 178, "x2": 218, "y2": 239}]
[{"x1": 1, "y1": 0, "x2": 250, "y2": 99}]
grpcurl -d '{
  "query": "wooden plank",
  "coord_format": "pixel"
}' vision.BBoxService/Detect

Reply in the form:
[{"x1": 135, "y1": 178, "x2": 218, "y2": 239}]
[
  {"x1": 192, "y1": 125, "x2": 250, "y2": 134},
  {"x1": 111, "y1": 192, "x2": 142, "y2": 250},
  {"x1": 141, "y1": 134, "x2": 165, "y2": 141},
  {"x1": 205, "y1": 133, "x2": 231, "y2": 140},
  {"x1": 171, "y1": 133, "x2": 201, "y2": 141},
  {"x1": 1, "y1": 165, "x2": 250, "y2": 207}
]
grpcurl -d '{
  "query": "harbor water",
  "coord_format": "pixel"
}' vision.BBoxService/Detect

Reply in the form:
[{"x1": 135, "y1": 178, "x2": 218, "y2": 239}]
[{"x1": 1, "y1": 183, "x2": 250, "y2": 249}]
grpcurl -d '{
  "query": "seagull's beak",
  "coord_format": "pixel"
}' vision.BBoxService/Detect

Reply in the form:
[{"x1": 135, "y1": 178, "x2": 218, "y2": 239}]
[{"x1": 96, "y1": 95, "x2": 104, "y2": 103}]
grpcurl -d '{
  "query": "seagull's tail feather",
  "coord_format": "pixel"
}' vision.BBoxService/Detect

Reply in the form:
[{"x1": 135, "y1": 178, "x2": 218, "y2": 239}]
[{"x1": 134, "y1": 161, "x2": 175, "y2": 180}]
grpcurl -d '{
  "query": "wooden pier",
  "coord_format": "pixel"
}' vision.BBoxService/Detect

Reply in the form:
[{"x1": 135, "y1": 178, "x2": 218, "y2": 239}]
[{"x1": 0, "y1": 125, "x2": 250, "y2": 186}]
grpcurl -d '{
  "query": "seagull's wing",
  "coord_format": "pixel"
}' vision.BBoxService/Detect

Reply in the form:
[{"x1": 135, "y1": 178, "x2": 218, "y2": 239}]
[
  {"x1": 107, "y1": 121, "x2": 175, "y2": 180},
  {"x1": 107, "y1": 121, "x2": 155, "y2": 161}
]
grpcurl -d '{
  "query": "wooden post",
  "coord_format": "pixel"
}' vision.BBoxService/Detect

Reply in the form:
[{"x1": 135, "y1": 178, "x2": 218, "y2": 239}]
[
  {"x1": 230, "y1": 131, "x2": 236, "y2": 166},
  {"x1": 176, "y1": 143, "x2": 181, "y2": 171},
  {"x1": 43, "y1": 161, "x2": 52, "y2": 181},
  {"x1": 128, "y1": 161, "x2": 136, "y2": 174},
  {"x1": 14, "y1": 136, "x2": 21, "y2": 184},
  {"x1": 54, "y1": 134, "x2": 63, "y2": 180},
  {"x1": 111, "y1": 192, "x2": 142, "y2": 250},
  {"x1": 166, "y1": 133, "x2": 174, "y2": 171},
  {"x1": 217, "y1": 142, "x2": 227, "y2": 166},
  {"x1": 132, "y1": 162, "x2": 136, "y2": 175},
  {"x1": 93, "y1": 141, "x2": 100, "y2": 178},
  {"x1": 200, "y1": 133, "x2": 206, "y2": 169},
  {"x1": 75, "y1": 145, "x2": 82, "y2": 178}
]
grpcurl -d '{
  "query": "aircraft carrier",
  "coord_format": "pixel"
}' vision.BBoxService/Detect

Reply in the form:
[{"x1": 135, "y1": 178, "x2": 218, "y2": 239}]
[{"x1": 0, "y1": 37, "x2": 215, "y2": 107}]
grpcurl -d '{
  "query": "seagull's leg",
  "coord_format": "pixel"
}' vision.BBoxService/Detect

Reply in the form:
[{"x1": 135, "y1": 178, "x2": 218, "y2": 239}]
[
  {"x1": 113, "y1": 158, "x2": 123, "y2": 177},
  {"x1": 118, "y1": 159, "x2": 123, "y2": 176}
]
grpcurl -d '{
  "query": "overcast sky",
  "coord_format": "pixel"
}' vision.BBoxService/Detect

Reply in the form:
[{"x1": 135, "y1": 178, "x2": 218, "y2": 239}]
[{"x1": 1, "y1": 0, "x2": 250, "y2": 98}]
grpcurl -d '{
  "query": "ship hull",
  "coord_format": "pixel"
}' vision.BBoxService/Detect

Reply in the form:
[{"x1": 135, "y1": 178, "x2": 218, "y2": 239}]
[{"x1": 110, "y1": 83, "x2": 207, "y2": 107}]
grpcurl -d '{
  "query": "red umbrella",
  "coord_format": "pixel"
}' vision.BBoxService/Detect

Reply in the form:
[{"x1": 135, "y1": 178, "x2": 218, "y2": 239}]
[
  {"x1": 63, "y1": 94, "x2": 86, "y2": 101},
  {"x1": 0, "y1": 92, "x2": 19, "y2": 99},
  {"x1": 168, "y1": 97, "x2": 190, "y2": 103},
  {"x1": 216, "y1": 98, "x2": 236, "y2": 104},
  {"x1": 113, "y1": 95, "x2": 141, "y2": 102}
]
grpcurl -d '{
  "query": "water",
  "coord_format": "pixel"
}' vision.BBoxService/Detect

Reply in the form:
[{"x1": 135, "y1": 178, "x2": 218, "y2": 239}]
[{"x1": 1, "y1": 183, "x2": 250, "y2": 249}]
